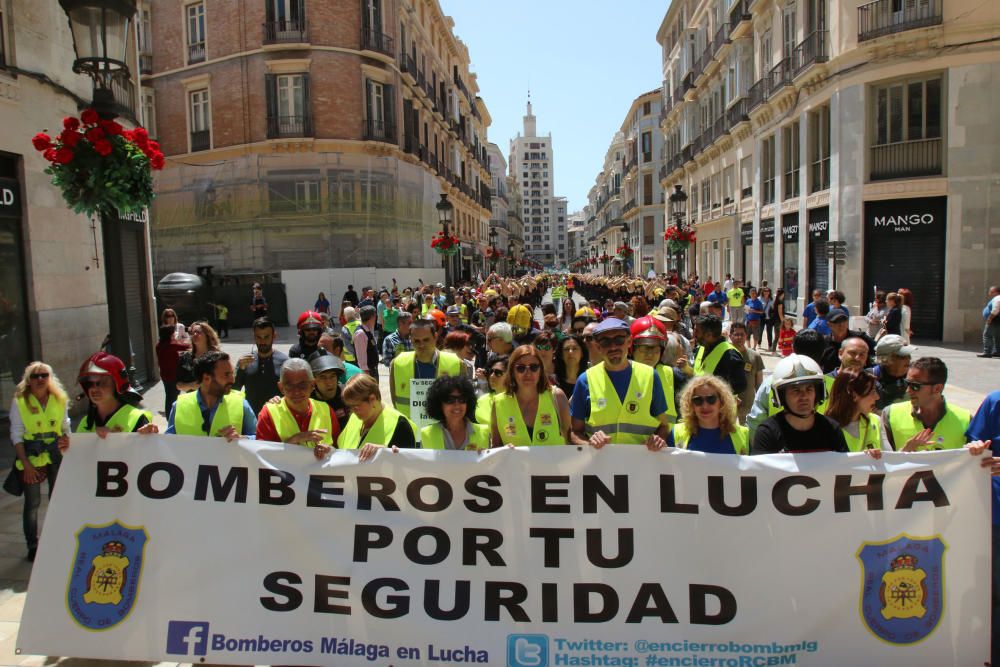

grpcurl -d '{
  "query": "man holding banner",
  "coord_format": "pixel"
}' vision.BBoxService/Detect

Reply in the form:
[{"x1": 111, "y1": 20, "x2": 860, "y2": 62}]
[
  {"x1": 166, "y1": 351, "x2": 256, "y2": 441},
  {"x1": 255, "y1": 358, "x2": 338, "y2": 460},
  {"x1": 389, "y1": 319, "x2": 462, "y2": 429}
]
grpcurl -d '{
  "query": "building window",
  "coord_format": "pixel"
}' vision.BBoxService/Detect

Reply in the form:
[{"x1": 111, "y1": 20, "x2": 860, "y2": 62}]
[
  {"x1": 643, "y1": 216, "x2": 654, "y2": 245},
  {"x1": 641, "y1": 131, "x2": 652, "y2": 162},
  {"x1": 186, "y1": 2, "x2": 206, "y2": 64},
  {"x1": 783, "y1": 121, "x2": 800, "y2": 199},
  {"x1": 364, "y1": 79, "x2": 396, "y2": 142},
  {"x1": 809, "y1": 105, "x2": 830, "y2": 192},
  {"x1": 723, "y1": 165, "x2": 735, "y2": 205},
  {"x1": 871, "y1": 74, "x2": 943, "y2": 180},
  {"x1": 701, "y1": 178, "x2": 710, "y2": 210},
  {"x1": 189, "y1": 88, "x2": 211, "y2": 152},
  {"x1": 711, "y1": 173, "x2": 721, "y2": 209},
  {"x1": 138, "y1": 7, "x2": 152, "y2": 54},
  {"x1": 266, "y1": 73, "x2": 311, "y2": 137},
  {"x1": 141, "y1": 89, "x2": 156, "y2": 137},
  {"x1": 269, "y1": 171, "x2": 321, "y2": 214},
  {"x1": 643, "y1": 173, "x2": 653, "y2": 205},
  {"x1": 761, "y1": 135, "x2": 776, "y2": 204},
  {"x1": 740, "y1": 156, "x2": 752, "y2": 199},
  {"x1": 265, "y1": 0, "x2": 306, "y2": 43}
]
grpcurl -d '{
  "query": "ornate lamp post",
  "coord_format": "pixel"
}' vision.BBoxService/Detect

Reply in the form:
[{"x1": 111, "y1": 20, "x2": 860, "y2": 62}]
[
  {"x1": 590, "y1": 245, "x2": 596, "y2": 273},
  {"x1": 669, "y1": 184, "x2": 689, "y2": 279},
  {"x1": 436, "y1": 193, "x2": 454, "y2": 287},
  {"x1": 59, "y1": 0, "x2": 143, "y2": 382},
  {"x1": 600, "y1": 238, "x2": 609, "y2": 276},
  {"x1": 506, "y1": 241, "x2": 515, "y2": 276},
  {"x1": 488, "y1": 226, "x2": 498, "y2": 272},
  {"x1": 619, "y1": 222, "x2": 631, "y2": 276}
]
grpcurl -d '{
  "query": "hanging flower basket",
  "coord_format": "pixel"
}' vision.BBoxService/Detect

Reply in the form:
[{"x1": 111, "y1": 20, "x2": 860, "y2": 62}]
[
  {"x1": 664, "y1": 226, "x2": 697, "y2": 254},
  {"x1": 431, "y1": 231, "x2": 461, "y2": 255},
  {"x1": 31, "y1": 109, "x2": 164, "y2": 217},
  {"x1": 616, "y1": 245, "x2": 634, "y2": 260}
]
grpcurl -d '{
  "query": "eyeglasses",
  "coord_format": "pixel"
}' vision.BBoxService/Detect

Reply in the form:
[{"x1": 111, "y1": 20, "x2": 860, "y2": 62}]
[
  {"x1": 535, "y1": 343, "x2": 552, "y2": 351},
  {"x1": 488, "y1": 368, "x2": 505, "y2": 377},
  {"x1": 514, "y1": 363, "x2": 541, "y2": 374},
  {"x1": 443, "y1": 394, "x2": 465, "y2": 405},
  {"x1": 597, "y1": 335, "x2": 629, "y2": 349},
  {"x1": 691, "y1": 394, "x2": 719, "y2": 406},
  {"x1": 906, "y1": 381, "x2": 929, "y2": 392},
  {"x1": 29, "y1": 373, "x2": 50, "y2": 380}
]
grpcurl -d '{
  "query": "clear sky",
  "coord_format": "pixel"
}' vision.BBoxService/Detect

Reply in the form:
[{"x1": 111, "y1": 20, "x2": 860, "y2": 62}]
[{"x1": 439, "y1": 0, "x2": 665, "y2": 213}]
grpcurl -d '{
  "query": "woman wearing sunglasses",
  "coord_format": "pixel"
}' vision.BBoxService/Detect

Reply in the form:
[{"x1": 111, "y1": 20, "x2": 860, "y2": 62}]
[
  {"x1": 77, "y1": 352, "x2": 157, "y2": 435},
  {"x1": 667, "y1": 375, "x2": 748, "y2": 454},
  {"x1": 491, "y1": 346, "x2": 571, "y2": 447},
  {"x1": 9, "y1": 362, "x2": 71, "y2": 561},
  {"x1": 553, "y1": 335, "x2": 588, "y2": 398},
  {"x1": 532, "y1": 331, "x2": 558, "y2": 383},
  {"x1": 475, "y1": 354, "x2": 509, "y2": 426},
  {"x1": 421, "y1": 376, "x2": 490, "y2": 450}
]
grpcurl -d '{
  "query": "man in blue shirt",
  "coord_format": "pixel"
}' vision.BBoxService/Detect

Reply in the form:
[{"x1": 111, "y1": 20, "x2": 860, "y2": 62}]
[
  {"x1": 967, "y1": 390, "x2": 1000, "y2": 667},
  {"x1": 801, "y1": 289, "x2": 824, "y2": 328},
  {"x1": 166, "y1": 351, "x2": 257, "y2": 439},
  {"x1": 706, "y1": 284, "x2": 728, "y2": 314},
  {"x1": 807, "y1": 299, "x2": 832, "y2": 336}
]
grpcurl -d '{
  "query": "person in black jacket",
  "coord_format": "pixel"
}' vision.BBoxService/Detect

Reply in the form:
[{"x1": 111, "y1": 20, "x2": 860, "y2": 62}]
[
  {"x1": 819, "y1": 311, "x2": 876, "y2": 374},
  {"x1": 342, "y1": 284, "x2": 359, "y2": 308},
  {"x1": 692, "y1": 314, "x2": 747, "y2": 395}
]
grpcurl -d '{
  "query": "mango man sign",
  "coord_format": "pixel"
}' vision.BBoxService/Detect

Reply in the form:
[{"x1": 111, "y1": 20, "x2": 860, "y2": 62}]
[{"x1": 18, "y1": 435, "x2": 990, "y2": 665}]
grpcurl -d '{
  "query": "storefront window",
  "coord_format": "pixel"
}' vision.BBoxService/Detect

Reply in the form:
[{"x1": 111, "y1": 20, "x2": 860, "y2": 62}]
[
  {"x1": 0, "y1": 166, "x2": 31, "y2": 422},
  {"x1": 760, "y1": 218, "x2": 775, "y2": 289},
  {"x1": 782, "y1": 213, "x2": 799, "y2": 315}
]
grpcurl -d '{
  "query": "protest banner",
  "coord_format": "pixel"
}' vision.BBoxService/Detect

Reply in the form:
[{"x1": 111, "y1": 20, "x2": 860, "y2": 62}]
[{"x1": 18, "y1": 434, "x2": 990, "y2": 666}]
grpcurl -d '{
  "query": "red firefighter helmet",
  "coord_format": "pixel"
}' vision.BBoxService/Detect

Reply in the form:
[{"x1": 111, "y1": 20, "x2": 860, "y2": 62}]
[
  {"x1": 77, "y1": 352, "x2": 131, "y2": 394},
  {"x1": 297, "y1": 310, "x2": 325, "y2": 330},
  {"x1": 426, "y1": 308, "x2": 447, "y2": 329},
  {"x1": 630, "y1": 315, "x2": 666, "y2": 343}
]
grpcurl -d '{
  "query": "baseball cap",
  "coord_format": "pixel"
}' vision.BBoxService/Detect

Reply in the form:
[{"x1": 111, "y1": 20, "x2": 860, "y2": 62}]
[
  {"x1": 593, "y1": 318, "x2": 630, "y2": 335},
  {"x1": 446, "y1": 306, "x2": 460, "y2": 315},
  {"x1": 875, "y1": 335, "x2": 917, "y2": 358},
  {"x1": 827, "y1": 311, "x2": 849, "y2": 324}
]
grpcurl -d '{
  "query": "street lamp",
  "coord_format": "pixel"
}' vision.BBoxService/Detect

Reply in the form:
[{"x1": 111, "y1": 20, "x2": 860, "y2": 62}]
[
  {"x1": 436, "y1": 193, "x2": 454, "y2": 287},
  {"x1": 507, "y1": 241, "x2": 515, "y2": 275},
  {"x1": 619, "y1": 222, "x2": 631, "y2": 276},
  {"x1": 488, "y1": 226, "x2": 498, "y2": 273},
  {"x1": 590, "y1": 245, "x2": 596, "y2": 274},
  {"x1": 601, "y1": 238, "x2": 609, "y2": 276},
  {"x1": 669, "y1": 184, "x2": 689, "y2": 279},
  {"x1": 60, "y1": 0, "x2": 142, "y2": 384}
]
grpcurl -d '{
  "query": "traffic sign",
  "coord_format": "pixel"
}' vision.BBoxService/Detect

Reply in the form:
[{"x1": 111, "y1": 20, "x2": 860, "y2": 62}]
[{"x1": 827, "y1": 240, "x2": 848, "y2": 265}]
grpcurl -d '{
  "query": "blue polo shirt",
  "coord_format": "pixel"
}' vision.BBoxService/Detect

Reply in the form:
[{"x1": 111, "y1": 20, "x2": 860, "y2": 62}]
[
  {"x1": 707, "y1": 290, "x2": 728, "y2": 306},
  {"x1": 569, "y1": 364, "x2": 668, "y2": 421},
  {"x1": 966, "y1": 390, "x2": 1000, "y2": 524},
  {"x1": 808, "y1": 317, "x2": 832, "y2": 336},
  {"x1": 803, "y1": 302, "x2": 818, "y2": 325}
]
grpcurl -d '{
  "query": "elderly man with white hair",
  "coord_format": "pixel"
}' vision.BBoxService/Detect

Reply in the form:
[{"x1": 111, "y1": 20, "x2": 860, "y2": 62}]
[
  {"x1": 255, "y1": 357, "x2": 339, "y2": 459},
  {"x1": 486, "y1": 322, "x2": 515, "y2": 356}
]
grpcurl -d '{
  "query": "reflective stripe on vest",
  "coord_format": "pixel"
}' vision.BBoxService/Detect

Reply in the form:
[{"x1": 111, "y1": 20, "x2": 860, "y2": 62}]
[
  {"x1": 420, "y1": 422, "x2": 491, "y2": 450},
  {"x1": 15, "y1": 393, "x2": 66, "y2": 469},
  {"x1": 337, "y1": 406, "x2": 414, "y2": 450},
  {"x1": 671, "y1": 422, "x2": 749, "y2": 455},
  {"x1": 843, "y1": 413, "x2": 883, "y2": 452},
  {"x1": 265, "y1": 398, "x2": 333, "y2": 446},
  {"x1": 173, "y1": 391, "x2": 245, "y2": 436},
  {"x1": 655, "y1": 365, "x2": 678, "y2": 423},
  {"x1": 76, "y1": 404, "x2": 149, "y2": 434},
  {"x1": 494, "y1": 390, "x2": 564, "y2": 446},
  {"x1": 887, "y1": 401, "x2": 971, "y2": 451},
  {"x1": 391, "y1": 351, "x2": 462, "y2": 418},
  {"x1": 475, "y1": 393, "x2": 495, "y2": 426},
  {"x1": 768, "y1": 375, "x2": 834, "y2": 416},
  {"x1": 585, "y1": 362, "x2": 660, "y2": 444},
  {"x1": 694, "y1": 341, "x2": 736, "y2": 376}
]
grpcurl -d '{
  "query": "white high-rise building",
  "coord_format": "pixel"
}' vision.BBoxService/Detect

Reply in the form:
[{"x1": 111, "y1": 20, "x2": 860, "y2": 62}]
[{"x1": 509, "y1": 97, "x2": 564, "y2": 268}]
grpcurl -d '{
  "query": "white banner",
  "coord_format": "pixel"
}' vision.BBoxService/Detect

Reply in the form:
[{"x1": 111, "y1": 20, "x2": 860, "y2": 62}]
[{"x1": 18, "y1": 435, "x2": 991, "y2": 666}]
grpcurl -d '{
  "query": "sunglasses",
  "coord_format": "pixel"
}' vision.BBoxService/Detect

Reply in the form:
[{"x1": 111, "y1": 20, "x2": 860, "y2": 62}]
[
  {"x1": 906, "y1": 381, "x2": 930, "y2": 391},
  {"x1": 597, "y1": 335, "x2": 629, "y2": 349},
  {"x1": 29, "y1": 373, "x2": 50, "y2": 380},
  {"x1": 535, "y1": 343, "x2": 553, "y2": 351},
  {"x1": 691, "y1": 394, "x2": 719, "y2": 406},
  {"x1": 443, "y1": 395, "x2": 465, "y2": 405},
  {"x1": 488, "y1": 368, "x2": 505, "y2": 377},
  {"x1": 81, "y1": 378, "x2": 110, "y2": 390},
  {"x1": 514, "y1": 363, "x2": 541, "y2": 374}
]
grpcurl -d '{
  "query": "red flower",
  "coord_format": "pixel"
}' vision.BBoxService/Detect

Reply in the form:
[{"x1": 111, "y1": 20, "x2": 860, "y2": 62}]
[
  {"x1": 85, "y1": 127, "x2": 105, "y2": 144},
  {"x1": 149, "y1": 140, "x2": 160, "y2": 153},
  {"x1": 93, "y1": 139, "x2": 113, "y2": 157},
  {"x1": 133, "y1": 127, "x2": 149, "y2": 142},
  {"x1": 54, "y1": 147, "x2": 75, "y2": 165},
  {"x1": 63, "y1": 117, "x2": 80, "y2": 131},
  {"x1": 150, "y1": 152, "x2": 165, "y2": 170},
  {"x1": 32, "y1": 133, "x2": 52, "y2": 151},
  {"x1": 42, "y1": 148, "x2": 57, "y2": 162},
  {"x1": 80, "y1": 109, "x2": 99, "y2": 125},
  {"x1": 60, "y1": 129, "x2": 81, "y2": 148},
  {"x1": 98, "y1": 119, "x2": 124, "y2": 136}
]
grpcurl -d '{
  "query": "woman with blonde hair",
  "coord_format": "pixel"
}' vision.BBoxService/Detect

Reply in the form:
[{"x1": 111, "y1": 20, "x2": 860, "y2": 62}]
[
  {"x1": 337, "y1": 374, "x2": 416, "y2": 459},
  {"x1": 667, "y1": 375, "x2": 749, "y2": 454},
  {"x1": 491, "y1": 345, "x2": 571, "y2": 447},
  {"x1": 9, "y1": 361, "x2": 71, "y2": 560},
  {"x1": 175, "y1": 320, "x2": 222, "y2": 391},
  {"x1": 160, "y1": 308, "x2": 188, "y2": 342}
]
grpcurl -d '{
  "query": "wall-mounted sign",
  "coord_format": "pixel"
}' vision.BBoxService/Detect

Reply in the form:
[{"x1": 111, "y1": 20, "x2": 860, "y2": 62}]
[
  {"x1": 740, "y1": 222, "x2": 754, "y2": 245},
  {"x1": 0, "y1": 177, "x2": 21, "y2": 219},
  {"x1": 760, "y1": 218, "x2": 775, "y2": 243},
  {"x1": 782, "y1": 213, "x2": 799, "y2": 241},
  {"x1": 808, "y1": 207, "x2": 829, "y2": 240}
]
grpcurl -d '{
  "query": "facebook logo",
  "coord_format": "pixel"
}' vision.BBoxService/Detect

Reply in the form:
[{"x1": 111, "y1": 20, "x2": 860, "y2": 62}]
[
  {"x1": 507, "y1": 634, "x2": 548, "y2": 667},
  {"x1": 166, "y1": 621, "x2": 209, "y2": 656}
]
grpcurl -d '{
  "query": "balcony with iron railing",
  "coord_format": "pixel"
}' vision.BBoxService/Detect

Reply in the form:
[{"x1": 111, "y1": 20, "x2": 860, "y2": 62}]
[
  {"x1": 187, "y1": 42, "x2": 205, "y2": 64},
  {"x1": 109, "y1": 76, "x2": 138, "y2": 121},
  {"x1": 765, "y1": 58, "x2": 792, "y2": 98},
  {"x1": 691, "y1": 50, "x2": 707, "y2": 83},
  {"x1": 791, "y1": 30, "x2": 828, "y2": 76},
  {"x1": 870, "y1": 137, "x2": 942, "y2": 181},
  {"x1": 747, "y1": 78, "x2": 765, "y2": 111},
  {"x1": 727, "y1": 96, "x2": 749, "y2": 127},
  {"x1": 623, "y1": 199, "x2": 637, "y2": 215},
  {"x1": 399, "y1": 52, "x2": 416, "y2": 79},
  {"x1": 267, "y1": 114, "x2": 313, "y2": 139},
  {"x1": 713, "y1": 22, "x2": 731, "y2": 55},
  {"x1": 729, "y1": 0, "x2": 753, "y2": 38},
  {"x1": 858, "y1": 0, "x2": 942, "y2": 42},
  {"x1": 190, "y1": 130, "x2": 211, "y2": 152},
  {"x1": 263, "y1": 19, "x2": 307, "y2": 44},
  {"x1": 361, "y1": 29, "x2": 393, "y2": 56},
  {"x1": 363, "y1": 118, "x2": 396, "y2": 144}
]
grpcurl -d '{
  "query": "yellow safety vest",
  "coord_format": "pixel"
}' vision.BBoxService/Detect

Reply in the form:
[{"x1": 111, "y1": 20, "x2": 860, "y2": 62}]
[
  {"x1": 584, "y1": 362, "x2": 661, "y2": 445},
  {"x1": 671, "y1": 422, "x2": 749, "y2": 455},
  {"x1": 494, "y1": 390, "x2": 564, "y2": 446},
  {"x1": 475, "y1": 393, "x2": 496, "y2": 426},
  {"x1": 458, "y1": 303, "x2": 469, "y2": 324},
  {"x1": 887, "y1": 401, "x2": 971, "y2": 451},
  {"x1": 15, "y1": 394, "x2": 66, "y2": 470},
  {"x1": 694, "y1": 341, "x2": 737, "y2": 376},
  {"x1": 343, "y1": 320, "x2": 361, "y2": 362},
  {"x1": 264, "y1": 398, "x2": 334, "y2": 446},
  {"x1": 337, "y1": 406, "x2": 414, "y2": 450},
  {"x1": 843, "y1": 413, "x2": 883, "y2": 452},
  {"x1": 768, "y1": 375, "x2": 834, "y2": 416},
  {"x1": 76, "y1": 404, "x2": 150, "y2": 434},
  {"x1": 655, "y1": 365, "x2": 678, "y2": 423},
  {"x1": 173, "y1": 390, "x2": 246, "y2": 436},
  {"x1": 420, "y1": 421, "x2": 490, "y2": 450},
  {"x1": 391, "y1": 351, "x2": 462, "y2": 418}
]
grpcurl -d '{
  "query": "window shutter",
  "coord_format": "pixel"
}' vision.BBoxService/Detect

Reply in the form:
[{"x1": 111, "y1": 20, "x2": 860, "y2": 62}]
[
  {"x1": 293, "y1": 0, "x2": 304, "y2": 23},
  {"x1": 265, "y1": 0, "x2": 275, "y2": 23},
  {"x1": 265, "y1": 73, "x2": 277, "y2": 137},
  {"x1": 365, "y1": 79, "x2": 373, "y2": 126},
  {"x1": 384, "y1": 84, "x2": 395, "y2": 140},
  {"x1": 301, "y1": 73, "x2": 311, "y2": 135}
]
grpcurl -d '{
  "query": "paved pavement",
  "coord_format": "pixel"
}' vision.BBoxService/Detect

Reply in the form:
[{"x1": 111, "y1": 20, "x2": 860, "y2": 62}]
[{"x1": 0, "y1": 294, "x2": 992, "y2": 665}]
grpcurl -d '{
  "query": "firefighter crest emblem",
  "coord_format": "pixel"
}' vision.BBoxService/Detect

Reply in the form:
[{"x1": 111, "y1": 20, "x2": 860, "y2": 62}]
[
  {"x1": 67, "y1": 522, "x2": 148, "y2": 631},
  {"x1": 857, "y1": 534, "x2": 945, "y2": 644}
]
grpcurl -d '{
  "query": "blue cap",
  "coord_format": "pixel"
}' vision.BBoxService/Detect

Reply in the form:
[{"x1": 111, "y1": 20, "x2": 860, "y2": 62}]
[{"x1": 593, "y1": 318, "x2": 630, "y2": 335}]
